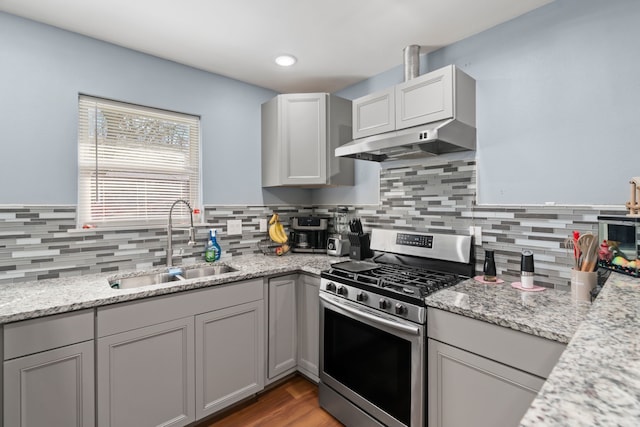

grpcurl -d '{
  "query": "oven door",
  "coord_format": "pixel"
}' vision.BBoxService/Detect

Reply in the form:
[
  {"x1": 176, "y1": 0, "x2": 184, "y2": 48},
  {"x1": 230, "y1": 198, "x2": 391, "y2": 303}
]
[{"x1": 319, "y1": 292, "x2": 425, "y2": 427}]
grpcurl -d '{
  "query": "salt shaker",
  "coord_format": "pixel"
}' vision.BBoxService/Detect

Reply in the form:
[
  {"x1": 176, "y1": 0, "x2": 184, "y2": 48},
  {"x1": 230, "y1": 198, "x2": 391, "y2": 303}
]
[{"x1": 520, "y1": 250, "x2": 535, "y2": 288}]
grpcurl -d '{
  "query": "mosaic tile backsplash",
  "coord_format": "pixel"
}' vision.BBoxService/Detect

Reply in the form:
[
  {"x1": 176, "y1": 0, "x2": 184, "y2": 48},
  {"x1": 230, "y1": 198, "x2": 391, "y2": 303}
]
[{"x1": 0, "y1": 158, "x2": 626, "y2": 287}]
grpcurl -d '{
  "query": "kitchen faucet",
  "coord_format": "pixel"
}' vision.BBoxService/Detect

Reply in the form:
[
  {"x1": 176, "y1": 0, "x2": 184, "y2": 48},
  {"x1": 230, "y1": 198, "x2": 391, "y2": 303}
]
[{"x1": 167, "y1": 199, "x2": 197, "y2": 267}]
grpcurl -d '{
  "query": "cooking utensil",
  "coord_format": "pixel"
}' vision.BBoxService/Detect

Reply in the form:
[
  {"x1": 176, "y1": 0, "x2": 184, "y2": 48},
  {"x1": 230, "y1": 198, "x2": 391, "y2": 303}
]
[
  {"x1": 581, "y1": 235, "x2": 599, "y2": 272},
  {"x1": 564, "y1": 236, "x2": 579, "y2": 269},
  {"x1": 577, "y1": 233, "x2": 595, "y2": 271}
]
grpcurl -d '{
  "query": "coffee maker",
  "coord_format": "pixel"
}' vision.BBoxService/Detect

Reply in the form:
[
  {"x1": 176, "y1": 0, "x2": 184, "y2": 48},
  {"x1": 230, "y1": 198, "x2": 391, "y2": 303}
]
[{"x1": 290, "y1": 216, "x2": 328, "y2": 253}]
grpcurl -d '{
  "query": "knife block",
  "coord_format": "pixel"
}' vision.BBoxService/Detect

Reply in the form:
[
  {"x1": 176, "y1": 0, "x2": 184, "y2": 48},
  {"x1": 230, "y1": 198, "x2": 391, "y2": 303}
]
[{"x1": 348, "y1": 233, "x2": 371, "y2": 260}]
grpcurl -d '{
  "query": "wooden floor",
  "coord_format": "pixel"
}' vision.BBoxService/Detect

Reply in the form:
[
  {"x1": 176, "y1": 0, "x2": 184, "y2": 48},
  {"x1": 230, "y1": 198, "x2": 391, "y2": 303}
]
[{"x1": 200, "y1": 376, "x2": 344, "y2": 427}]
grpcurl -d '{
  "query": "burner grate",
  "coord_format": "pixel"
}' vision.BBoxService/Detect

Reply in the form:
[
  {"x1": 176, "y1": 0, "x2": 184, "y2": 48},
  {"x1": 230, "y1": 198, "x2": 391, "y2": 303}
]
[{"x1": 329, "y1": 262, "x2": 461, "y2": 299}]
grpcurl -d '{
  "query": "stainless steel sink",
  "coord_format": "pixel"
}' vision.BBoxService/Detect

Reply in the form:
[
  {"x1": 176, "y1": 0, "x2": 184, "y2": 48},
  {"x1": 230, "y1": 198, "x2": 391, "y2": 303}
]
[
  {"x1": 181, "y1": 265, "x2": 236, "y2": 279},
  {"x1": 109, "y1": 272, "x2": 182, "y2": 290},
  {"x1": 109, "y1": 264, "x2": 237, "y2": 289}
]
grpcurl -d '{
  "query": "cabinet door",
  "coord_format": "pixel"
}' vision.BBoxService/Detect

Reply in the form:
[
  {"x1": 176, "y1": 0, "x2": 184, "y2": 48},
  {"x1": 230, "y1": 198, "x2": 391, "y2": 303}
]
[
  {"x1": 396, "y1": 65, "x2": 454, "y2": 130},
  {"x1": 296, "y1": 275, "x2": 320, "y2": 381},
  {"x1": 352, "y1": 87, "x2": 395, "y2": 139},
  {"x1": 4, "y1": 341, "x2": 95, "y2": 427},
  {"x1": 428, "y1": 339, "x2": 544, "y2": 427},
  {"x1": 195, "y1": 300, "x2": 264, "y2": 419},
  {"x1": 268, "y1": 276, "x2": 297, "y2": 379},
  {"x1": 279, "y1": 93, "x2": 327, "y2": 185},
  {"x1": 97, "y1": 317, "x2": 195, "y2": 427}
]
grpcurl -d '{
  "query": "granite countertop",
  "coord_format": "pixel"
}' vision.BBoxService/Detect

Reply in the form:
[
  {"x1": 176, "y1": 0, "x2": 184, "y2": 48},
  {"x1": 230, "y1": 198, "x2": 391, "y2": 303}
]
[
  {"x1": 520, "y1": 272, "x2": 640, "y2": 426},
  {"x1": 425, "y1": 277, "x2": 592, "y2": 343},
  {"x1": 0, "y1": 253, "x2": 346, "y2": 324},
  {"x1": 4, "y1": 254, "x2": 640, "y2": 425}
]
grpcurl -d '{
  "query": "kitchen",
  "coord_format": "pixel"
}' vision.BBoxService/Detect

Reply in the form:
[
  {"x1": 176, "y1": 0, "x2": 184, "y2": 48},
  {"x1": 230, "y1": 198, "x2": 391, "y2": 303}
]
[{"x1": 1, "y1": 0, "x2": 639, "y2": 426}]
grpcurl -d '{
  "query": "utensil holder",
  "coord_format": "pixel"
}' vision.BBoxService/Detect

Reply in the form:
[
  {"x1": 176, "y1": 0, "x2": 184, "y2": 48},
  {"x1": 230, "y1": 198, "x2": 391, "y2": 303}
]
[
  {"x1": 571, "y1": 268, "x2": 597, "y2": 302},
  {"x1": 348, "y1": 232, "x2": 371, "y2": 260}
]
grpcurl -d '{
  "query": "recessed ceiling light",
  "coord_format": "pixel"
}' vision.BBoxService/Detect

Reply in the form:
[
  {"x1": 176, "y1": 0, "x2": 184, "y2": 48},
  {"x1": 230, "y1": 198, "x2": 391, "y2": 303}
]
[{"x1": 275, "y1": 55, "x2": 297, "y2": 67}]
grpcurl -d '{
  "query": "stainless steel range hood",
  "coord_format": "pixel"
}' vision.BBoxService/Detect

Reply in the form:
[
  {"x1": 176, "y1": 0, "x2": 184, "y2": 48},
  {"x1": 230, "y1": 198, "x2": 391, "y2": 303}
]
[{"x1": 334, "y1": 118, "x2": 476, "y2": 162}]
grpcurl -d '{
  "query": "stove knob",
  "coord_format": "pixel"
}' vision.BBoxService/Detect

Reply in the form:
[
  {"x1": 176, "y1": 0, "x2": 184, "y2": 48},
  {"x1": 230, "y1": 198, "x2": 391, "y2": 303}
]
[
  {"x1": 395, "y1": 303, "x2": 407, "y2": 315},
  {"x1": 337, "y1": 285, "x2": 348, "y2": 296},
  {"x1": 326, "y1": 282, "x2": 336, "y2": 293},
  {"x1": 356, "y1": 292, "x2": 367, "y2": 302},
  {"x1": 379, "y1": 298, "x2": 390, "y2": 309}
]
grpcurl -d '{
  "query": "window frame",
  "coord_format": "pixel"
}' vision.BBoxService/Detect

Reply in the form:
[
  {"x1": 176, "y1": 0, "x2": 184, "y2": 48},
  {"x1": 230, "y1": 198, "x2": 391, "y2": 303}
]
[{"x1": 77, "y1": 94, "x2": 202, "y2": 229}]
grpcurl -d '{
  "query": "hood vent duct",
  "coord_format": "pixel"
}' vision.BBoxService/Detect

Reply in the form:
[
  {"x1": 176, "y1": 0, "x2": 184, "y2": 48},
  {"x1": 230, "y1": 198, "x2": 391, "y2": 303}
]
[{"x1": 403, "y1": 45, "x2": 420, "y2": 81}]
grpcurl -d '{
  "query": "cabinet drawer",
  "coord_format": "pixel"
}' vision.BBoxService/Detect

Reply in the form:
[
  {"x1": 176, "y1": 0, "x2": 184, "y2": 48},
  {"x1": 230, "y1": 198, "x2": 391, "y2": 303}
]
[
  {"x1": 4, "y1": 309, "x2": 94, "y2": 360},
  {"x1": 427, "y1": 308, "x2": 565, "y2": 378},
  {"x1": 97, "y1": 279, "x2": 263, "y2": 337}
]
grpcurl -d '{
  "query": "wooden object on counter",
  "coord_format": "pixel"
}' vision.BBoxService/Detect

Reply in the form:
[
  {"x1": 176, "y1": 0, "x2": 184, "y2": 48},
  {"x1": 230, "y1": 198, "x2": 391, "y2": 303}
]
[{"x1": 626, "y1": 177, "x2": 640, "y2": 217}]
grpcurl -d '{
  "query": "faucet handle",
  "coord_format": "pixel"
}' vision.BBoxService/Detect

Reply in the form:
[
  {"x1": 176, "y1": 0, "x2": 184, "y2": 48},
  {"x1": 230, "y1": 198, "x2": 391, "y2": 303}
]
[{"x1": 187, "y1": 228, "x2": 197, "y2": 246}]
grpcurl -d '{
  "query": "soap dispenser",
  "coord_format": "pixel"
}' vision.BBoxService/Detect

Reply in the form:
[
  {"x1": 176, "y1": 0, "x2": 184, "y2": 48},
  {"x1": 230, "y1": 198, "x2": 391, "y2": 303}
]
[{"x1": 205, "y1": 228, "x2": 221, "y2": 262}]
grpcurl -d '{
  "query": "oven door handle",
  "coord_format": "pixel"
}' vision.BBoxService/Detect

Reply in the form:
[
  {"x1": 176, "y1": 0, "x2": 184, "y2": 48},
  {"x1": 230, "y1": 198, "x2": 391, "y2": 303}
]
[{"x1": 320, "y1": 293, "x2": 421, "y2": 336}]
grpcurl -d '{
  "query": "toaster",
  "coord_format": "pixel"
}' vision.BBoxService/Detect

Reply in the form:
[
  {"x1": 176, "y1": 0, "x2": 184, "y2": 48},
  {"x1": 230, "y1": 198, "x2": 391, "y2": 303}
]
[{"x1": 327, "y1": 236, "x2": 350, "y2": 256}]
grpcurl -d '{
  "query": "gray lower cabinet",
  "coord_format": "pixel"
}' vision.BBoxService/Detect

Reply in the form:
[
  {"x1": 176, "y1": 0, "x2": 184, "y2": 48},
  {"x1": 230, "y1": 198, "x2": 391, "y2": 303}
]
[
  {"x1": 296, "y1": 274, "x2": 319, "y2": 381},
  {"x1": 427, "y1": 308, "x2": 566, "y2": 427},
  {"x1": 97, "y1": 317, "x2": 195, "y2": 427},
  {"x1": 267, "y1": 275, "x2": 298, "y2": 379},
  {"x1": 428, "y1": 339, "x2": 544, "y2": 427},
  {"x1": 3, "y1": 309, "x2": 95, "y2": 427},
  {"x1": 96, "y1": 278, "x2": 265, "y2": 427},
  {"x1": 195, "y1": 300, "x2": 264, "y2": 419},
  {"x1": 267, "y1": 274, "x2": 320, "y2": 383},
  {"x1": 4, "y1": 341, "x2": 95, "y2": 427}
]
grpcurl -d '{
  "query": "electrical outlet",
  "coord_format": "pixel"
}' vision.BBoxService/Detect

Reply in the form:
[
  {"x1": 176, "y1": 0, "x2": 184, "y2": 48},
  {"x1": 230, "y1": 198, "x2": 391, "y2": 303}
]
[
  {"x1": 227, "y1": 219, "x2": 243, "y2": 236},
  {"x1": 259, "y1": 218, "x2": 267, "y2": 233},
  {"x1": 469, "y1": 226, "x2": 482, "y2": 245}
]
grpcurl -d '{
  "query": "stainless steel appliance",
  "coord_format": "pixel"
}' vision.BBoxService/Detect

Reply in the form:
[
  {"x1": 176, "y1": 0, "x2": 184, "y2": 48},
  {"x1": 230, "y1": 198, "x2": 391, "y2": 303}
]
[
  {"x1": 290, "y1": 216, "x2": 328, "y2": 253},
  {"x1": 319, "y1": 229, "x2": 474, "y2": 427},
  {"x1": 326, "y1": 236, "x2": 349, "y2": 256}
]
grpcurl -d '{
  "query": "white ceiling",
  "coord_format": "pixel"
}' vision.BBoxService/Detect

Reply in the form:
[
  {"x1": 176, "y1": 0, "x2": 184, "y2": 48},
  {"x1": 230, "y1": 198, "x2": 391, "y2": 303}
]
[{"x1": 0, "y1": 0, "x2": 553, "y2": 93}]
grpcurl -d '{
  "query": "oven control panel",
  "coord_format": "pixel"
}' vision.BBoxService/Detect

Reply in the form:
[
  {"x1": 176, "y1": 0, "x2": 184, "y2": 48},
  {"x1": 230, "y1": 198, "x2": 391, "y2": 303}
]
[
  {"x1": 320, "y1": 279, "x2": 426, "y2": 324},
  {"x1": 396, "y1": 233, "x2": 433, "y2": 248}
]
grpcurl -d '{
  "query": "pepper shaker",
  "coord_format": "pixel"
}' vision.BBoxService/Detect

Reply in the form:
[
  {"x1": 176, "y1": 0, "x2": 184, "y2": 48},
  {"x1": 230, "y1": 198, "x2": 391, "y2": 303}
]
[{"x1": 483, "y1": 250, "x2": 497, "y2": 282}]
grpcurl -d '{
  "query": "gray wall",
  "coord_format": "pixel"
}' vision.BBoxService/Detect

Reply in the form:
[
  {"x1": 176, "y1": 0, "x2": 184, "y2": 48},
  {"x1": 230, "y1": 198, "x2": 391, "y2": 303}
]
[
  {"x1": 319, "y1": 0, "x2": 639, "y2": 207},
  {"x1": 0, "y1": 12, "x2": 312, "y2": 206}
]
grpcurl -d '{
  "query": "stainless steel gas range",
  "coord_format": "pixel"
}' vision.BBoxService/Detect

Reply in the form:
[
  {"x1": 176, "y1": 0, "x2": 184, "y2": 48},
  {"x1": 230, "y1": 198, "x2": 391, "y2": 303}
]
[{"x1": 319, "y1": 229, "x2": 474, "y2": 427}]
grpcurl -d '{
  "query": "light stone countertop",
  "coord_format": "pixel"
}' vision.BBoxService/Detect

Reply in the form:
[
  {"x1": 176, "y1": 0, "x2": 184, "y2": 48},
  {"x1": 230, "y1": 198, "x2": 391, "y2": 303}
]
[
  {"x1": 519, "y1": 272, "x2": 640, "y2": 427},
  {"x1": 425, "y1": 277, "x2": 592, "y2": 343},
  {"x1": 0, "y1": 253, "x2": 347, "y2": 324}
]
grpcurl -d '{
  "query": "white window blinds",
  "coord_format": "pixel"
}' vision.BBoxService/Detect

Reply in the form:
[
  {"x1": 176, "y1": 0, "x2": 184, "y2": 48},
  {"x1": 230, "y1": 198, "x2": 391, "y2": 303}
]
[{"x1": 78, "y1": 95, "x2": 201, "y2": 227}]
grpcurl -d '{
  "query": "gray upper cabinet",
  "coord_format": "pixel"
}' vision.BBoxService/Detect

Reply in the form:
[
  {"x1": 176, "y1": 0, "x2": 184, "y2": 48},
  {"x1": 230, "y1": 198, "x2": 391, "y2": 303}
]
[
  {"x1": 262, "y1": 93, "x2": 353, "y2": 187},
  {"x1": 351, "y1": 64, "x2": 476, "y2": 138},
  {"x1": 352, "y1": 87, "x2": 395, "y2": 139},
  {"x1": 395, "y1": 65, "x2": 455, "y2": 130},
  {"x1": 3, "y1": 310, "x2": 95, "y2": 427}
]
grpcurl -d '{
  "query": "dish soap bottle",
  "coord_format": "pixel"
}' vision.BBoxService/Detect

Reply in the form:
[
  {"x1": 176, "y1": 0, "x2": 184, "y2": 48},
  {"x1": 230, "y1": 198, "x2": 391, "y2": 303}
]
[{"x1": 205, "y1": 228, "x2": 221, "y2": 262}]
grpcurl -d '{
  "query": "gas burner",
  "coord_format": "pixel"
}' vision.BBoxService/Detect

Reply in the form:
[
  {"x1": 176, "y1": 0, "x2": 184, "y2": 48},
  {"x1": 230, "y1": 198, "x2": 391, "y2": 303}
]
[{"x1": 325, "y1": 260, "x2": 464, "y2": 301}]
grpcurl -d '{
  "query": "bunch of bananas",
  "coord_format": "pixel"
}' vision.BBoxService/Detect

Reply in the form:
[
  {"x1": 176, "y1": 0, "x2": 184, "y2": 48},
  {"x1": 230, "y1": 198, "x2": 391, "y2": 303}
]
[{"x1": 268, "y1": 214, "x2": 290, "y2": 255}]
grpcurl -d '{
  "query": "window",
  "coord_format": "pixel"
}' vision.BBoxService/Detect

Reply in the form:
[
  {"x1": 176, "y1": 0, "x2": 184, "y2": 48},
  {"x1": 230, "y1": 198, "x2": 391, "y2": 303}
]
[{"x1": 78, "y1": 95, "x2": 201, "y2": 227}]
